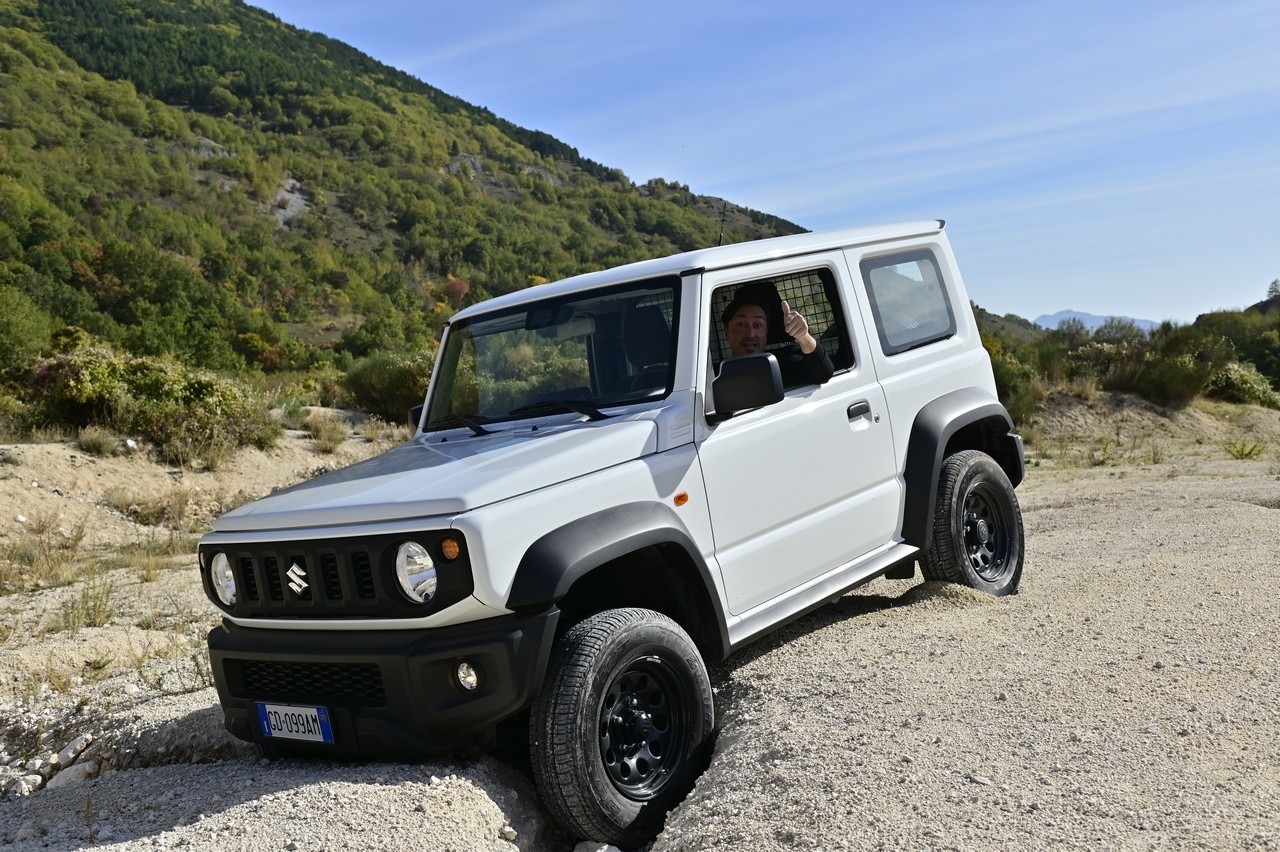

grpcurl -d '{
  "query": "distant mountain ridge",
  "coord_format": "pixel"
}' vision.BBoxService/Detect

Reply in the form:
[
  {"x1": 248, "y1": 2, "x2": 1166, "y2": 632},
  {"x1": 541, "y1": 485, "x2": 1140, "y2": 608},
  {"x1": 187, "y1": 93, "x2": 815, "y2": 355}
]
[{"x1": 1034, "y1": 310, "x2": 1159, "y2": 333}]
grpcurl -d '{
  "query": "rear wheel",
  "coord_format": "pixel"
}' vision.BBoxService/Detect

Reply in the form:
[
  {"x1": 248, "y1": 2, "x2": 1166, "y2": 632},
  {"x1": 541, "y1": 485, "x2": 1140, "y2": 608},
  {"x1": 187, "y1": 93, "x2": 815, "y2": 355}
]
[
  {"x1": 529, "y1": 608, "x2": 713, "y2": 847},
  {"x1": 920, "y1": 450, "x2": 1024, "y2": 595}
]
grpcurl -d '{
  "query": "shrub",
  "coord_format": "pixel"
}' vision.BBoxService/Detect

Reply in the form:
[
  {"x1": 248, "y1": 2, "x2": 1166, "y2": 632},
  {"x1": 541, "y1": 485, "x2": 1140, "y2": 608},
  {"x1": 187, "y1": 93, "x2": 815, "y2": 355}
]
[
  {"x1": 275, "y1": 397, "x2": 310, "y2": 430},
  {"x1": 77, "y1": 425, "x2": 121, "y2": 456},
  {"x1": 29, "y1": 346, "x2": 281, "y2": 466},
  {"x1": 0, "y1": 394, "x2": 28, "y2": 441},
  {"x1": 344, "y1": 351, "x2": 434, "y2": 424},
  {"x1": 1204, "y1": 362, "x2": 1280, "y2": 408},
  {"x1": 1134, "y1": 353, "x2": 1212, "y2": 408},
  {"x1": 304, "y1": 411, "x2": 349, "y2": 454},
  {"x1": 1223, "y1": 439, "x2": 1265, "y2": 460},
  {"x1": 985, "y1": 339, "x2": 1040, "y2": 426},
  {"x1": 1069, "y1": 327, "x2": 1230, "y2": 409}
]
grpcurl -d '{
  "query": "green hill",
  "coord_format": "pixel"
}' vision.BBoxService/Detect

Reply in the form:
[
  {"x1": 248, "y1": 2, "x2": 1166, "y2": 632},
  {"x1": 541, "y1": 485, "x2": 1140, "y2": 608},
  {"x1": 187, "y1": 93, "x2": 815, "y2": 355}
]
[
  {"x1": 0, "y1": 0, "x2": 802, "y2": 376},
  {"x1": 2, "y1": 0, "x2": 1276, "y2": 445}
]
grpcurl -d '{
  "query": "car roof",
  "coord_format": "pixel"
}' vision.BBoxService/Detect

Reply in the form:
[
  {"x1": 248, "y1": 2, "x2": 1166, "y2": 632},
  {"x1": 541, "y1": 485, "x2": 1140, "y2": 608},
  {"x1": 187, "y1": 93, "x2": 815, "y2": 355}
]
[{"x1": 450, "y1": 220, "x2": 945, "y2": 321}]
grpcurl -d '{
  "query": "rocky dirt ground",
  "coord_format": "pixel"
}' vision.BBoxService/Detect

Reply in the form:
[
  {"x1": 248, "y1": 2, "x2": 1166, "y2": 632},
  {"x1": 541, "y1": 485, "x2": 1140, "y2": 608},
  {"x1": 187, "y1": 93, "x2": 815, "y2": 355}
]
[{"x1": 1, "y1": 393, "x2": 1279, "y2": 850}]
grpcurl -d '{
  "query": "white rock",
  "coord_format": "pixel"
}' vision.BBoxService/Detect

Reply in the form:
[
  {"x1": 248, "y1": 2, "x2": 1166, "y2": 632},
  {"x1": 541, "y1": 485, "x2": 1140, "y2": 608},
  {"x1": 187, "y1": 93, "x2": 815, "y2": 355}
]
[
  {"x1": 573, "y1": 843, "x2": 624, "y2": 852},
  {"x1": 57, "y1": 734, "x2": 92, "y2": 767},
  {"x1": 14, "y1": 514, "x2": 25, "y2": 524},
  {"x1": 11, "y1": 774, "x2": 44, "y2": 795},
  {"x1": 46, "y1": 760, "x2": 99, "y2": 789}
]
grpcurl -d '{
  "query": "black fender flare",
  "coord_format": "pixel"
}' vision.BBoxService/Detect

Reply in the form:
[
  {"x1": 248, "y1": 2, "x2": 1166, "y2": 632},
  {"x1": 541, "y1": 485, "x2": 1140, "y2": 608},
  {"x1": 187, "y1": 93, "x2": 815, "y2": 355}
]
[
  {"x1": 506, "y1": 501, "x2": 729, "y2": 653},
  {"x1": 901, "y1": 387, "x2": 1024, "y2": 550}
]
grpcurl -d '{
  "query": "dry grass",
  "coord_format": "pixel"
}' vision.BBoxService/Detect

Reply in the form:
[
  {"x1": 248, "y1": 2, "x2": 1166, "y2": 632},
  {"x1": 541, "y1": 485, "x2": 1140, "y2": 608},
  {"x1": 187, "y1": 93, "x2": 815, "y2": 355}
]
[
  {"x1": 102, "y1": 485, "x2": 194, "y2": 529},
  {"x1": 99, "y1": 531, "x2": 199, "y2": 582},
  {"x1": 131, "y1": 634, "x2": 214, "y2": 693},
  {"x1": 77, "y1": 425, "x2": 122, "y2": 457},
  {"x1": 0, "y1": 512, "x2": 90, "y2": 591},
  {"x1": 359, "y1": 416, "x2": 410, "y2": 443},
  {"x1": 305, "y1": 411, "x2": 350, "y2": 454},
  {"x1": 53, "y1": 570, "x2": 116, "y2": 635},
  {"x1": 1223, "y1": 439, "x2": 1266, "y2": 460}
]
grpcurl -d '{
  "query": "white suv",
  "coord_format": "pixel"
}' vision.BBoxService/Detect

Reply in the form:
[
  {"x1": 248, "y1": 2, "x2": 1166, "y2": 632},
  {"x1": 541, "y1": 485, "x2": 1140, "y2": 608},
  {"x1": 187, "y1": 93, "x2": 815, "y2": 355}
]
[{"x1": 198, "y1": 220, "x2": 1025, "y2": 846}]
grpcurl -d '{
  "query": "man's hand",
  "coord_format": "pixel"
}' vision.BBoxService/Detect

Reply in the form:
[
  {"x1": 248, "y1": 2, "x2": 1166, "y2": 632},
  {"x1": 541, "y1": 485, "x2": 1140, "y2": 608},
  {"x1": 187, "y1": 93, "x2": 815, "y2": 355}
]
[{"x1": 782, "y1": 300, "x2": 818, "y2": 354}]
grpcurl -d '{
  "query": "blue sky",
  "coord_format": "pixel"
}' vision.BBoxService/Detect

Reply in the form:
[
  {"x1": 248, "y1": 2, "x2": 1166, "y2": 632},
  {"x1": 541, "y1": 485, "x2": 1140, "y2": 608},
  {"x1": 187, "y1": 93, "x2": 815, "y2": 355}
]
[{"x1": 249, "y1": 0, "x2": 1280, "y2": 325}]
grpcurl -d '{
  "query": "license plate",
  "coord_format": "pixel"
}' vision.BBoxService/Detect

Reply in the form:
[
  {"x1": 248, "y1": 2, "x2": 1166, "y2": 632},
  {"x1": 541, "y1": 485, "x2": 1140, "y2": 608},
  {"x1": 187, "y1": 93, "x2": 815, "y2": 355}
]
[{"x1": 256, "y1": 702, "x2": 335, "y2": 744}]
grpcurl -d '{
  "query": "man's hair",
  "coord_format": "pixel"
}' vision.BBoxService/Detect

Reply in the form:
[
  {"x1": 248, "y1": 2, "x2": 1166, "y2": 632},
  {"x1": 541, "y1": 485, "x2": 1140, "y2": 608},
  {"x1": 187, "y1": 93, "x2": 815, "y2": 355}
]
[{"x1": 720, "y1": 282, "x2": 787, "y2": 343}]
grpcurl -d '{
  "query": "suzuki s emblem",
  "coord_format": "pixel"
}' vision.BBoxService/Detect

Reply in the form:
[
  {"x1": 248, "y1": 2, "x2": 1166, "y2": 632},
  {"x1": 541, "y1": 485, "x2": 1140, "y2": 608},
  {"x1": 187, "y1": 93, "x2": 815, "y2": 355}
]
[{"x1": 287, "y1": 562, "x2": 309, "y2": 595}]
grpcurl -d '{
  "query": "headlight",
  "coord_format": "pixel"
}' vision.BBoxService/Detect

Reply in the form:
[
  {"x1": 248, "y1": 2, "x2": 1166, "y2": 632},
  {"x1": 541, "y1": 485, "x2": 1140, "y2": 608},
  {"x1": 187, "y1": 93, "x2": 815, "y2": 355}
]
[
  {"x1": 209, "y1": 552, "x2": 236, "y2": 606},
  {"x1": 395, "y1": 541, "x2": 437, "y2": 603}
]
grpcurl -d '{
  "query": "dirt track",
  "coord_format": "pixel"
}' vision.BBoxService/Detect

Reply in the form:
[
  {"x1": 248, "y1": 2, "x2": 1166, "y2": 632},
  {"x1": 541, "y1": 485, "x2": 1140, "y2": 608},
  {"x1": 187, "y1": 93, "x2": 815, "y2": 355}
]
[{"x1": 2, "y1": 396, "x2": 1280, "y2": 850}]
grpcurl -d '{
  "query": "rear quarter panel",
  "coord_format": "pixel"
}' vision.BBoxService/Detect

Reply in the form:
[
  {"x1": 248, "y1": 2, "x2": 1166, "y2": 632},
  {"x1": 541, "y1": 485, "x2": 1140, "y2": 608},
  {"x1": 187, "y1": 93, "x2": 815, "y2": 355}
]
[{"x1": 841, "y1": 236, "x2": 998, "y2": 476}]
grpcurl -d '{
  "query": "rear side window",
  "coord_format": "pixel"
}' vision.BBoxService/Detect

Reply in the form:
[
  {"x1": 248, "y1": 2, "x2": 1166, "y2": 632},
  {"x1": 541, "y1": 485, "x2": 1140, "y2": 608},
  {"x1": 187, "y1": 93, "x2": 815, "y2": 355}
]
[{"x1": 860, "y1": 250, "x2": 956, "y2": 355}]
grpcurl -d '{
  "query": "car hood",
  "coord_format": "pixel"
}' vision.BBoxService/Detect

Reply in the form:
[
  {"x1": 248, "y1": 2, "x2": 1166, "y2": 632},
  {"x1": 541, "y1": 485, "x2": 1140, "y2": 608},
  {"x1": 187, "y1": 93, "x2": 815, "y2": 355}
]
[{"x1": 211, "y1": 420, "x2": 658, "y2": 532}]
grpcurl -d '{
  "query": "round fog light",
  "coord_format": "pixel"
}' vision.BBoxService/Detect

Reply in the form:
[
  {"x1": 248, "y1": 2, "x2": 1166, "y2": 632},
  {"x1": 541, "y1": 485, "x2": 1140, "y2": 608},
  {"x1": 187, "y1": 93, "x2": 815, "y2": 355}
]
[
  {"x1": 209, "y1": 552, "x2": 236, "y2": 606},
  {"x1": 456, "y1": 662, "x2": 479, "y2": 691},
  {"x1": 395, "y1": 541, "x2": 437, "y2": 603}
]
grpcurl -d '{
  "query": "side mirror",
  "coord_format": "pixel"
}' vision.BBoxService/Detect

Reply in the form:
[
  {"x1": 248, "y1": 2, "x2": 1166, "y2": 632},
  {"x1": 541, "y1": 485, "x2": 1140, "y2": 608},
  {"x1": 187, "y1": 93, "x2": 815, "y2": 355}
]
[
  {"x1": 710, "y1": 353, "x2": 783, "y2": 420},
  {"x1": 409, "y1": 404, "x2": 424, "y2": 431}
]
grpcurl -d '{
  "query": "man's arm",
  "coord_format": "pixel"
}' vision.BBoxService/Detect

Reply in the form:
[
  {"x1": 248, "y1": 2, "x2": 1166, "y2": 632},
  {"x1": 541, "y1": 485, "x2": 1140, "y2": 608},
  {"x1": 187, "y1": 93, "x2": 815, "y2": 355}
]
[{"x1": 781, "y1": 300, "x2": 834, "y2": 385}]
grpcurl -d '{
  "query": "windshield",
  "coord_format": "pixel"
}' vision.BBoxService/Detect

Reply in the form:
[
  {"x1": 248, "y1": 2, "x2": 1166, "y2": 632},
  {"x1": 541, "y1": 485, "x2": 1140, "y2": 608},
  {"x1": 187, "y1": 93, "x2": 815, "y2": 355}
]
[{"x1": 425, "y1": 276, "x2": 680, "y2": 430}]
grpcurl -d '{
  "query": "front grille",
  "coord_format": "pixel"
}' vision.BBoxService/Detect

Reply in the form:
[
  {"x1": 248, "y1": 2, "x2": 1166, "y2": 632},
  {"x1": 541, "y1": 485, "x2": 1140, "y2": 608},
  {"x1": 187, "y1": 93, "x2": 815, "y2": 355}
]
[
  {"x1": 352, "y1": 551, "x2": 376, "y2": 599},
  {"x1": 239, "y1": 556, "x2": 260, "y2": 602},
  {"x1": 200, "y1": 532, "x2": 473, "y2": 619},
  {"x1": 319, "y1": 553, "x2": 342, "y2": 600},
  {"x1": 234, "y1": 659, "x2": 386, "y2": 706},
  {"x1": 263, "y1": 555, "x2": 284, "y2": 601}
]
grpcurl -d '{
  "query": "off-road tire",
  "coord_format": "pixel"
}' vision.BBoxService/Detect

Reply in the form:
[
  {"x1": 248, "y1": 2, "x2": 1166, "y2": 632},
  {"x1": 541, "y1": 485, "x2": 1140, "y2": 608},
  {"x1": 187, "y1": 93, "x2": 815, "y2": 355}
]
[
  {"x1": 920, "y1": 450, "x2": 1024, "y2": 595},
  {"x1": 529, "y1": 608, "x2": 713, "y2": 847}
]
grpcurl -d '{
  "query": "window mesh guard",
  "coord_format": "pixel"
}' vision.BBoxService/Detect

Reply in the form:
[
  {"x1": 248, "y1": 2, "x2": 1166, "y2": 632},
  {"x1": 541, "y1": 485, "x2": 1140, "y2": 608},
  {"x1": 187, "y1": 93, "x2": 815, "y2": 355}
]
[{"x1": 711, "y1": 269, "x2": 848, "y2": 369}]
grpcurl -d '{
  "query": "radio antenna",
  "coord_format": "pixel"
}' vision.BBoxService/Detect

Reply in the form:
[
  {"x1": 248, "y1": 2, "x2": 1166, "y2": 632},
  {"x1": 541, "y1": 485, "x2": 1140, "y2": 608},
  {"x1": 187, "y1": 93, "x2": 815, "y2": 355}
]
[{"x1": 717, "y1": 198, "x2": 728, "y2": 246}]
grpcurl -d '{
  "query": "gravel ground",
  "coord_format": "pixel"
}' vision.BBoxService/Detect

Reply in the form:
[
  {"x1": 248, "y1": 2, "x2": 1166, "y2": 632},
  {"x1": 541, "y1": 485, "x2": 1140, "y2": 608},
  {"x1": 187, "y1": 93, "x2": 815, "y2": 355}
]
[
  {"x1": 3, "y1": 406, "x2": 1280, "y2": 850},
  {"x1": 658, "y1": 458, "x2": 1280, "y2": 851}
]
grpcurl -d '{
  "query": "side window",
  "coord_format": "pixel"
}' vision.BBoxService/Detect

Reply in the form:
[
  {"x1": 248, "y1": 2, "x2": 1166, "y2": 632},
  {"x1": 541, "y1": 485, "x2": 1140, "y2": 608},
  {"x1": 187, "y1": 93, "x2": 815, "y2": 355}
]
[
  {"x1": 710, "y1": 267, "x2": 853, "y2": 380},
  {"x1": 860, "y1": 250, "x2": 956, "y2": 355}
]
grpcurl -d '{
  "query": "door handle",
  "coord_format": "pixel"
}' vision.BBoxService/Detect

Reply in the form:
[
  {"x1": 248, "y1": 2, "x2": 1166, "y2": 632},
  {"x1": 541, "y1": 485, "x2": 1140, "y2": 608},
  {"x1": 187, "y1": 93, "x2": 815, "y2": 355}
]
[{"x1": 847, "y1": 400, "x2": 872, "y2": 420}]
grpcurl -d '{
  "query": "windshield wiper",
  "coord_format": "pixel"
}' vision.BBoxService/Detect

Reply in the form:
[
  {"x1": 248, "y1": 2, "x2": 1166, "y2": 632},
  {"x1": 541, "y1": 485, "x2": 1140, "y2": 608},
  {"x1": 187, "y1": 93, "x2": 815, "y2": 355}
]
[
  {"x1": 507, "y1": 400, "x2": 608, "y2": 421},
  {"x1": 426, "y1": 414, "x2": 492, "y2": 436}
]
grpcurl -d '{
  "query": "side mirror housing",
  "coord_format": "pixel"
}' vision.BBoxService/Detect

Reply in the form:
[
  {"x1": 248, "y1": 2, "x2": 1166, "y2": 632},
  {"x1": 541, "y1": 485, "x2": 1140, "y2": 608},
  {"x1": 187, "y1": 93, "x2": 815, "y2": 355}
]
[{"x1": 710, "y1": 353, "x2": 783, "y2": 420}]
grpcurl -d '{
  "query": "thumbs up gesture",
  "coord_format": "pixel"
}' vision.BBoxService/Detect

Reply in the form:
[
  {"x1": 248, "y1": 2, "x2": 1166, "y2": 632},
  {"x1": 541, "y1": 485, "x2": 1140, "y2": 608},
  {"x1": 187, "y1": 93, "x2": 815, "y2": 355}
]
[{"x1": 782, "y1": 300, "x2": 817, "y2": 353}]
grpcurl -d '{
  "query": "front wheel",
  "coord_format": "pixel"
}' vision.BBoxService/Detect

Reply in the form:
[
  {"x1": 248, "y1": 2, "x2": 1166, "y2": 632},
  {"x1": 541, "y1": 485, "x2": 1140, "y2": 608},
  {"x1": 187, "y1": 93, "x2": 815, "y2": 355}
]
[
  {"x1": 920, "y1": 450, "x2": 1024, "y2": 596},
  {"x1": 529, "y1": 608, "x2": 713, "y2": 847}
]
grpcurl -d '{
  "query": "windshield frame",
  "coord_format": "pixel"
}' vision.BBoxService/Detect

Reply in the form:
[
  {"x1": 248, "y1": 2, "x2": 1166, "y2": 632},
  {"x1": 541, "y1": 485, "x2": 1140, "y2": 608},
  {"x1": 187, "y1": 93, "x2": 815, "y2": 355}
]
[{"x1": 425, "y1": 275, "x2": 682, "y2": 432}]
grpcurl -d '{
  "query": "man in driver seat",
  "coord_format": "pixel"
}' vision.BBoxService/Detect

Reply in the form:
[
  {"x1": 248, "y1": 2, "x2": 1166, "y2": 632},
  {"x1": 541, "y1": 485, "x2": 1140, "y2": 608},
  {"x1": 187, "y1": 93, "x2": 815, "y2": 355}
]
[{"x1": 721, "y1": 284, "x2": 834, "y2": 387}]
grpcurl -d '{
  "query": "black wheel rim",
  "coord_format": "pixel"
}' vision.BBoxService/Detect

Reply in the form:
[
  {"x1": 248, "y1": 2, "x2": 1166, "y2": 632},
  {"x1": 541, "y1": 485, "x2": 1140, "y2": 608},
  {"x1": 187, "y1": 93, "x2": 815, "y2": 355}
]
[
  {"x1": 598, "y1": 654, "x2": 692, "y2": 801},
  {"x1": 962, "y1": 480, "x2": 1014, "y2": 582}
]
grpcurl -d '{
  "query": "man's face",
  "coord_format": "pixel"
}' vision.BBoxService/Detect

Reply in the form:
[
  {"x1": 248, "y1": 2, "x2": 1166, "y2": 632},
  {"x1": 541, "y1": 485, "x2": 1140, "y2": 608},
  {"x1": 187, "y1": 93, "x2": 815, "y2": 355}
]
[{"x1": 725, "y1": 305, "x2": 768, "y2": 356}]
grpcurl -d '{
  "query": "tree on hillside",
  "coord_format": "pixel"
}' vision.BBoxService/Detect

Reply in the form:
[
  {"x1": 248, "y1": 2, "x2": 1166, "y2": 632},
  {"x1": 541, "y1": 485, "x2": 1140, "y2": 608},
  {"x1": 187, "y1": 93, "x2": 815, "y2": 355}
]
[
  {"x1": 1055, "y1": 316, "x2": 1090, "y2": 349},
  {"x1": 1267, "y1": 279, "x2": 1280, "y2": 299},
  {"x1": 1094, "y1": 316, "x2": 1147, "y2": 343}
]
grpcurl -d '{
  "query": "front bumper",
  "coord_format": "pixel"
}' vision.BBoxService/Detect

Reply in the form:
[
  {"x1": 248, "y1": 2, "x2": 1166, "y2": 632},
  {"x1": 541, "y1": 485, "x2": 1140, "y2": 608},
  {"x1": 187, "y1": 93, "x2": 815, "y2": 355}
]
[{"x1": 208, "y1": 609, "x2": 559, "y2": 757}]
